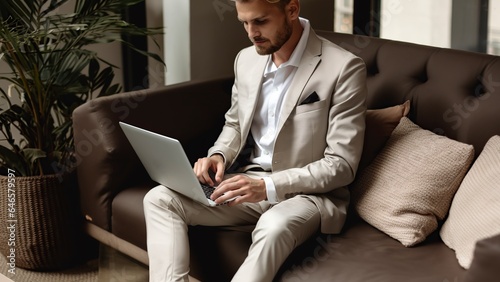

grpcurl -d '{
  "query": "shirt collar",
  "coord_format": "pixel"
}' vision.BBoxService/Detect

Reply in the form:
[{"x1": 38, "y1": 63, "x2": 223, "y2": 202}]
[{"x1": 264, "y1": 17, "x2": 311, "y2": 76}]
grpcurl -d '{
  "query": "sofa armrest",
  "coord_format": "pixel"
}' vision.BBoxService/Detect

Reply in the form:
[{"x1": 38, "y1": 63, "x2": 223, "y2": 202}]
[
  {"x1": 464, "y1": 233, "x2": 500, "y2": 282},
  {"x1": 73, "y1": 77, "x2": 233, "y2": 230}
]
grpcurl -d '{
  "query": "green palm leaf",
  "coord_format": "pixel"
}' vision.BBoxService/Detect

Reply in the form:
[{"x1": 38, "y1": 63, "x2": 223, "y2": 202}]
[{"x1": 0, "y1": 0, "x2": 164, "y2": 176}]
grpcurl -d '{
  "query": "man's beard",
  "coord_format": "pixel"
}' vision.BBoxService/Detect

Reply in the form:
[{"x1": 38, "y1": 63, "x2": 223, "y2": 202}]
[{"x1": 253, "y1": 19, "x2": 292, "y2": 55}]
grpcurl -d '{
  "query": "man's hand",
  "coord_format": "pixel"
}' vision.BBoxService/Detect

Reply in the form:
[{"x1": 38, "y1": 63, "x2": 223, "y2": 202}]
[
  {"x1": 210, "y1": 175, "x2": 267, "y2": 207},
  {"x1": 193, "y1": 154, "x2": 225, "y2": 186}
]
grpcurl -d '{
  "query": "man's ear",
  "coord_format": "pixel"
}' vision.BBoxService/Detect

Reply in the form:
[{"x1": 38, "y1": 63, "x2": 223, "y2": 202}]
[{"x1": 286, "y1": 0, "x2": 300, "y2": 20}]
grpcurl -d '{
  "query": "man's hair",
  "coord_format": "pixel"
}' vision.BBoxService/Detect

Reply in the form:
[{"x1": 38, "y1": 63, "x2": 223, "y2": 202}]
[
  {"x1": 266, "y1": 0, "x2": 292, "y2": 5},
  {"x1": 232, "y1": 0, "x2": 292, "y2": 10},
  {"x1": 270, "y1": 0, "x2": 292, "y2": 9}
]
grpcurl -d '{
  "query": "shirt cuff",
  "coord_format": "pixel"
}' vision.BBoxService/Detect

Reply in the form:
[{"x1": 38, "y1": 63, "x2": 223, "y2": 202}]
[
  {"x1": 209, "y1": 151, "x2": 227, "y2": 167},
  {"x1": 263, "y1": 177, "x2": 278, "y2": 204}
]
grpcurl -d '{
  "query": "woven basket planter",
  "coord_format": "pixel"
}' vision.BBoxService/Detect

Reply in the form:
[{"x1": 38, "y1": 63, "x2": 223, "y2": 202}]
[{"x1": 0, "y1": 173, "x2": 81, "y2": 270}]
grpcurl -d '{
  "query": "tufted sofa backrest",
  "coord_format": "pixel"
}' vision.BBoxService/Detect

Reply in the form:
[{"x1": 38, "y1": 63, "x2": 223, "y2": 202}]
[{"x1": 317, "y1": 31, "x2": 500, "y2": 157}]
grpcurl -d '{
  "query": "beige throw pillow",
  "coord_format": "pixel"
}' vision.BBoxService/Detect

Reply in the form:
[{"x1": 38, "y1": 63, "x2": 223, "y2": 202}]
[
  {"x1": 440, "y1": 135, "x2": 500, "y2": 269},
  {"x1": 351, "y1": 117, "x2": 474, "y2": 247},
  {"x1": 359, "y1": 100, "x2": 411, "y2": 171}
]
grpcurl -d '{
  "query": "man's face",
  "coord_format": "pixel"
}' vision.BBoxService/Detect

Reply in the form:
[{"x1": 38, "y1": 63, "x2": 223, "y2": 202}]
[{"x1": 236, "y1": 0, "x2": 293, "y2": 55}]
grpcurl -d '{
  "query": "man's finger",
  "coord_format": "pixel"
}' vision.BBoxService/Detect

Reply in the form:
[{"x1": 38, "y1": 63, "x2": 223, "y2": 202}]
[{"x1": 215, "y1": 162, "x2": 225, "y2": 184}]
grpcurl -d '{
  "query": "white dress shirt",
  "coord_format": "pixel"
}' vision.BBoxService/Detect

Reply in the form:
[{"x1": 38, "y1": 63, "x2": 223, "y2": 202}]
[{"x1": 250, "y1": 18, "x2": 311, "y2": 203}]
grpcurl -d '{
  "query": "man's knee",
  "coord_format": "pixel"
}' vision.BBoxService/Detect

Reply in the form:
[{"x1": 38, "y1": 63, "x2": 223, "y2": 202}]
[
  {"x1": 254, "y1": 198, "x2": 320, "y2": 244},
  {"x1": 254, "y1": 212, "x2": 294, "y2": 241},
  {"x1": 143, "y1": 185, "x2": 173, "y2": 209}
]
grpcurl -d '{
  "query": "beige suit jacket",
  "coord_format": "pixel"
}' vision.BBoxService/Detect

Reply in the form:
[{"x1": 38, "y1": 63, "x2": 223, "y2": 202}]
[{"x1": 208, "y1": 28, "x2": 367, "y2": 234}]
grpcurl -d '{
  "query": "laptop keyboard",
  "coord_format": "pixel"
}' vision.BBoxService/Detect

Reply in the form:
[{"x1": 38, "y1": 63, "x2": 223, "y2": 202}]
[
  {"x1": 200, "y1": 183, "x2": 234, "y2": 206},
  {"x1": 200, "y1": 183, "x2": 216, "y2": 199}
]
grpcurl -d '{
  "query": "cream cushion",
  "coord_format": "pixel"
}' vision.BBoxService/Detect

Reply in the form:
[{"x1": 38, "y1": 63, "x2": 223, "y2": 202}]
[
  {"x1": 359, "y1": 100, "x2": 410, "y2": 170},
  {"x1": 440, "y1": 135, "x2": 500, "y2": 269},
  {"x1": 351, "y1": 117, "x2": 474, "y2": 247}
]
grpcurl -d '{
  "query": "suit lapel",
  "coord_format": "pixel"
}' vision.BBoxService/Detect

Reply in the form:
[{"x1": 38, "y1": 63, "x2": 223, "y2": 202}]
[
  {"x1": 239, "y1": 53, "x2": 269, "y2": 143},
  {"x1": 277, "y1": 31, "x2": 322, "y2": 132}
]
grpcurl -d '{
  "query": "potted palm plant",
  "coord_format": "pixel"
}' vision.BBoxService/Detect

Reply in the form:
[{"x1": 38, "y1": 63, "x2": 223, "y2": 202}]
[{"x1": 0, "y1": 0, "x2": 163, "y2": 270}]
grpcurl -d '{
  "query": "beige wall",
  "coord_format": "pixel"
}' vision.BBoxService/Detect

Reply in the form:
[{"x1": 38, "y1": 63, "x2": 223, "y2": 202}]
[
  {"x1": 189, "y1": 0, "x2": 249, "y2": 81},
  {"x1": 146, "y1": 0, "x2": 166, "y2": 88}
]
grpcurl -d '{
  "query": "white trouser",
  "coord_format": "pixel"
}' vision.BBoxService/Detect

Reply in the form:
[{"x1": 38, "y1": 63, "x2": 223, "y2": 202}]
[{"x1": 143, "y1": 185, "x2": 321, "y2": 282}]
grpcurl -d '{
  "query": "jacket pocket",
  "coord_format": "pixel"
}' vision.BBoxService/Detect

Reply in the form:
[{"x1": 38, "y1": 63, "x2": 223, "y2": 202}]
[{"x1": 295, "y1": 99, "x2": 328, "y2": 115}]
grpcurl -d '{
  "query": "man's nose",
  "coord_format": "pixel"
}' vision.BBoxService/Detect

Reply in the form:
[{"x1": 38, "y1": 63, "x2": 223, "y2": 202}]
[{"x1": 246, "y1": 24, "x2": 260, "y2": 38}]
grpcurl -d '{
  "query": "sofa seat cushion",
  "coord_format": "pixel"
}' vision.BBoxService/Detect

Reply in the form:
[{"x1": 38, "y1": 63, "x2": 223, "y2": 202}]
[
  {"x1": 112, "y1": 184, "x2": 153, "y2": 250},
  {"x1": 187, "y1": 218, "x2": 466, "y2": 282},
  {"x1": 463, "y1": 233, "x2": 500, "y2": 282},
  {"x1": 275, "y1": 219, "x2": 466, "y2": 282},
  {"x1": 189, "y1": 226, "x2": 252, "y2": 281}
]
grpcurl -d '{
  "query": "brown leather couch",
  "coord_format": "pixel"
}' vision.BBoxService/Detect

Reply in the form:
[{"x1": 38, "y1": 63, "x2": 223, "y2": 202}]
[{"x1": 73, "y1": 31, "x2": 500, "y2": 281}]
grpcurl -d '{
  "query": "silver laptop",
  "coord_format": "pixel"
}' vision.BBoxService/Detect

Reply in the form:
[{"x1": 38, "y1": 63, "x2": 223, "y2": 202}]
[{"x1": 119, "y1": 122, "x2": 232, "y2": 206}]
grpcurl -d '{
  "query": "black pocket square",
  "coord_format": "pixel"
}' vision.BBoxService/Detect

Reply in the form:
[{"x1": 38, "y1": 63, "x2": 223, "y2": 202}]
[{"x1": 300, "y1": 91, "x2": 320, "y2": 105}]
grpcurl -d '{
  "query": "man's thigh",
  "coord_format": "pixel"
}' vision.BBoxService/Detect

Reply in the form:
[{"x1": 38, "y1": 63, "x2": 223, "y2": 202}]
[
  {"x1": 148, "y1": 185, "x2": 268, "y2": 227},
  {"x1": 256, "y1": 195, "x2": 321, "y2": 243}
]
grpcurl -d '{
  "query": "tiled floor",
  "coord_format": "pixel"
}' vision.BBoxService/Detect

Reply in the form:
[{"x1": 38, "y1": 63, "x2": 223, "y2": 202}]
[{"x1": 0, "y1": 245, "x2": 148, "y2": 282}]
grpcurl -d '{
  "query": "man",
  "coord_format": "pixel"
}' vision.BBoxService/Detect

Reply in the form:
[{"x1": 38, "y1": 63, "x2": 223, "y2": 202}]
[{"x1": 143, "y1": 0, "x2": 367, "y2": 281}]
